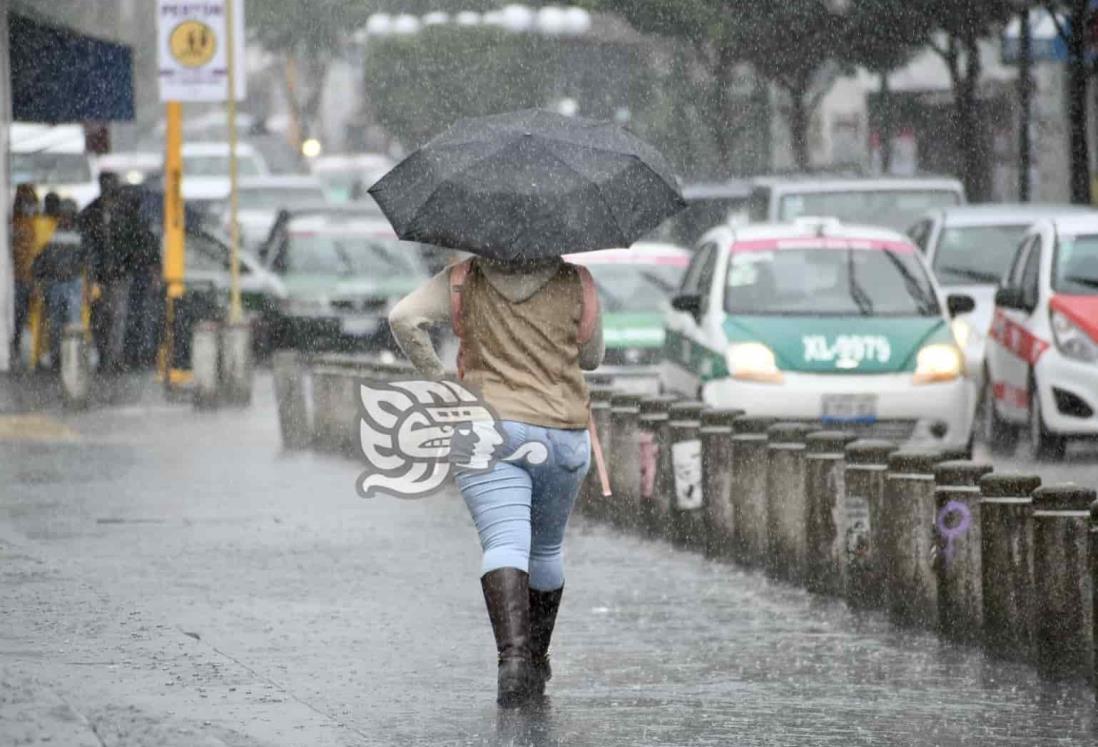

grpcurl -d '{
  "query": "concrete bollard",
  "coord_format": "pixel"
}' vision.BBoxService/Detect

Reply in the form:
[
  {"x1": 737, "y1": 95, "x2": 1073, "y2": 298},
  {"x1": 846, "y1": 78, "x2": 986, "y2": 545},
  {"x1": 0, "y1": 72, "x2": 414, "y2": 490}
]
[
  {"x1": 580, "y1": 386, "x2": 615, "y2": 517},
  {"x1": 729, "y1": 416, "x2": 776, "y2": 566},
  {"x1": 219, "y1": 321, "x2": 254, "y2": 406},
  {"x1": 60, "y1": 324, "x2": 90, "y2": 409},
  {"x1": 609, "y1": 393, "x2": 643, "y2": 528},
  {"x1": 884, "y1": 449, "x2": 944, "y2": 630},
  {"x1": 310, "y1": 366, "x2": 341, "y2": 452},
  {"x1": 934, "y1": 460, "x2": 994, "y2": 644},
  {"x1": 843, "y1": 439, "x2": 897, "y2": 610},
  {"x1": 1031, "y1": 484, "x2": 1096, "y2": 681},
  {"x1": 765, "y1": 422, "x2": 815, "y2": 583},
  {"x1": 980, "y1": 473, "x2": 1041, "y2": 662},
  {"x1": 637, "y1": 394, "x2": 677, "y2": 533},
  {"x1": 667, "y1": 402, "x2": 706, "y2": 549},
  {"x1": 647, "y1": 396, "x2": 682, "y2": 536},
  {"x1": 804, "y1": 430, "x2": 858, "y2": 596},
  {"x1": 272, "y1": 350, "x2": 311, "y2": 449},
  {"x1": 701, "y1": 407, "x2": 744, "y2": 558},
  {"x1": 191, "y1": 320, "x2": 221, "y2": 409}
]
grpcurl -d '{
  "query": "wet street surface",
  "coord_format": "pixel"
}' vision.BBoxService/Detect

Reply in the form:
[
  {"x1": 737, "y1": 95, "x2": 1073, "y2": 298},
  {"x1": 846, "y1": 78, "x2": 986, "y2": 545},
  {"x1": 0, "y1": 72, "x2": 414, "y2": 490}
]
[{"x1": 2, "y1": 374, "x2": 1097, "y2": 746}]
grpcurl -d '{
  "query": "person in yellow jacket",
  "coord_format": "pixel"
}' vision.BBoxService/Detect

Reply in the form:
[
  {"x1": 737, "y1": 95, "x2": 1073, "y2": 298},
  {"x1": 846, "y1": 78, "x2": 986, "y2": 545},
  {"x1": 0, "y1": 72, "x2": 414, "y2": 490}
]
[{"x1": 10, "y1": 183, "x2": 39, "y2": 368}]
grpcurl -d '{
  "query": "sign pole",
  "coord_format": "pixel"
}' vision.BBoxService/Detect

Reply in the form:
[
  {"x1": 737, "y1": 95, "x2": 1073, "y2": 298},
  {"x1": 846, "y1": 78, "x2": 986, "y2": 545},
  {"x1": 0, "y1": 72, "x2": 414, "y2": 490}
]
[
  {"x1": 225, "y1": 0, "x2": 242, "y2": 323},
  {"x1": 161, "y1": 100, "x2": 185, "y2": 385}
]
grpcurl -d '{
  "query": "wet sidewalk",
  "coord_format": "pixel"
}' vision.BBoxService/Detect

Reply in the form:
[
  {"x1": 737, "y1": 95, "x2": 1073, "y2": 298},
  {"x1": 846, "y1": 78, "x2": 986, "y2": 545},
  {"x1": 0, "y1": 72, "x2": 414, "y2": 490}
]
[{"x1": 1, "y1": 375, "x2": 1096, "y2": 746}]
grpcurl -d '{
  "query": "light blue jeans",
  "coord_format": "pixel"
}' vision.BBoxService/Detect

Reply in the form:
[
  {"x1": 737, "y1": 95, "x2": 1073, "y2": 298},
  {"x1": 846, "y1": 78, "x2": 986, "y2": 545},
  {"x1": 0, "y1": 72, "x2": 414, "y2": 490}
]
[{"x1": 455, "y1": 421, "x2": 590, "y2": 591}]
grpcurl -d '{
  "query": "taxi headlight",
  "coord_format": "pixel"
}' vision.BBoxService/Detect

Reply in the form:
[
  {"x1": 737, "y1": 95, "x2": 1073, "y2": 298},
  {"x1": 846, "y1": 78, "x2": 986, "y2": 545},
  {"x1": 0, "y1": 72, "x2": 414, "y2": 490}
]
[
  {"x1": 1051, "y1": 310, "x2": 1098, "y2": 362},
  {"x1": 913, "y1": 343, "x2": 963, "y2": 384},
  {"x1": 727, "y1": 342, "x2": 783, "y2": 383}
]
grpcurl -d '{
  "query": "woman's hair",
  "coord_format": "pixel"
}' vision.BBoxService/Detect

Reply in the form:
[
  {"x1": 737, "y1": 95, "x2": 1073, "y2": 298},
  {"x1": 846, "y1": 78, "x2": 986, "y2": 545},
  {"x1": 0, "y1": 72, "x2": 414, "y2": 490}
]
[{"x1": 13, "y1": 183, "x2": 38, "y2": 212}]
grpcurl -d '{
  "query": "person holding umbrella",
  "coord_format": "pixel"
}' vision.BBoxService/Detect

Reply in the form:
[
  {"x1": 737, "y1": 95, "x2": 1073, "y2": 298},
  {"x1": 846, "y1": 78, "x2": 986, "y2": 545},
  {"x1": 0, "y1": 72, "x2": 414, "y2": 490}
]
[{"x1": 380, "y1": 110, "x2": 684, "y2": 708}]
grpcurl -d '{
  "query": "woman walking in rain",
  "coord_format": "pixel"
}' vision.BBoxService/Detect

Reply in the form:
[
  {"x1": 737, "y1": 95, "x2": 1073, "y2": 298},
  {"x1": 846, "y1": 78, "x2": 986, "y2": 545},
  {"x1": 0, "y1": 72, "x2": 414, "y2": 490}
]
[
  {"x1": 389, "y1": 254, "x2": 604, "y2": 707},
  {"x1": 375, "y1": 109, "x2": 684, "y2": 707}
]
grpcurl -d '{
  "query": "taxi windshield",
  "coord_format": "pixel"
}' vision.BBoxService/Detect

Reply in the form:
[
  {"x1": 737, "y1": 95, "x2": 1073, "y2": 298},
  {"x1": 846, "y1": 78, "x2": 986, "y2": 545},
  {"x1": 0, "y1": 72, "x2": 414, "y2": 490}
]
[
  {"x1": 584, "y1": 262, "x2": 685, "y2": 312},
  {"x1": 1054, "y1": 235, "x2": 1098, "y2": 295},
  {"x1": 779, "y1": 189, "x2": 960, "y2": 230},
  {"x1": 725, "y1": 246, "x2": 940, "y2": 317},
  {"x1": 932, "y1": 224, "x2": 1028, "y2": 285}
]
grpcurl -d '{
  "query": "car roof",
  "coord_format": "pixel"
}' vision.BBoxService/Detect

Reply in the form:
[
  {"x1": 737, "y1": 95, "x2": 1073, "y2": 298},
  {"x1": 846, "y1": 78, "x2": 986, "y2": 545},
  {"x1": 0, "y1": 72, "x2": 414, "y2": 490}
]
[
  {"x1": 238, "y1": 175, "x2": 324, "y2": 190},
  {"x1": 310, "y1": 154, "x2": 394, "y2": 172},
  {"x1": 286, "y1": 214, "x2": 396, "y2": 236},
  {"x1": 1043, "y1": 213, "x2": 1098, "y2": 235},
  {"x1": 565, "y1": 242, "x2": 690, "y2": 264},
  {"x1": 935, "y1": 204, "x2": 1094, "y2": 227},
  {"x1": 713, "y1": 218, "x2": 915, "y2": 250},
  {"x1": 681, "y1": 181, "x2": 753, "y2": 200},
  {"x1": 752, "y1": 175, "x2": 964, "y2": 193},
  {"x1": 182, "y1": 142, "x2": 258, "y2": 156}
]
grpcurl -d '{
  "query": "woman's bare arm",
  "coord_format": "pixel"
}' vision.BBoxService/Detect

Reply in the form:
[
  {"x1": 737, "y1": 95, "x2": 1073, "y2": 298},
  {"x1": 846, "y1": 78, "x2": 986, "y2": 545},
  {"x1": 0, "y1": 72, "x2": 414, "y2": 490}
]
[{"x1": 388, "y1": 270, "x2": 451, "y2": 380}]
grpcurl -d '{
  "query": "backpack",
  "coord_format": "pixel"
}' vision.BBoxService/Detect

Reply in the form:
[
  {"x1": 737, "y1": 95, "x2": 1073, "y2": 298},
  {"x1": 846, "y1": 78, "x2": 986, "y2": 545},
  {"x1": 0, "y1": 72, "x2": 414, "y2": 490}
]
[{"x1": 447, "y1": 257, "x2": 611, "y2": 496}]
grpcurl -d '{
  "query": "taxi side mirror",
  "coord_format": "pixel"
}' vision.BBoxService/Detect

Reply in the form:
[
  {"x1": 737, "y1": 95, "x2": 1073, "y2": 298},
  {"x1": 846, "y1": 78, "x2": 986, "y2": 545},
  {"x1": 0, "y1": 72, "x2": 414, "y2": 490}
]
[
  {"x1": 671, "y1": 293, "x2": 702, "y2": 317},
  {"x1": 946, "y1": 293, "x2": 976, "y2": 317},
  {"x1": 994, "y1": 287, "x2": 1029, "y2": 312}
]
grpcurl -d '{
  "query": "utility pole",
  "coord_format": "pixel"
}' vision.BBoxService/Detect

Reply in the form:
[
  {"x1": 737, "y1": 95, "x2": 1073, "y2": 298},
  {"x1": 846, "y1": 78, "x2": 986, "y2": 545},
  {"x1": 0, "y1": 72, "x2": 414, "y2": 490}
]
[
  {"x1": 225, "y1": 0, "x2": 242, "y2": 322},
  {"x1": 1018, "y1": 7, "x2": 1033, "y2": 202}
]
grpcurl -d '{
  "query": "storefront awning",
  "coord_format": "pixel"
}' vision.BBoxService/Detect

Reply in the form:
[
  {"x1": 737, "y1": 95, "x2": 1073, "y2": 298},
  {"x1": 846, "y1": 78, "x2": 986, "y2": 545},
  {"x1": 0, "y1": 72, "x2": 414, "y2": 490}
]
[{"x1": 9, "y1": 13, "x2": 134, "y2": 123}]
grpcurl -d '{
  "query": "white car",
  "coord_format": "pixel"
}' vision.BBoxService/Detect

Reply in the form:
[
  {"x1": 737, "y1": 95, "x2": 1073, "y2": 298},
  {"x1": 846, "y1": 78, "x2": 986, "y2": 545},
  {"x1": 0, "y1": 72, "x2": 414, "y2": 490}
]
[
  {"x1": 310, "y1": 153, "x2": 394, "y2": 204},
  {"x1": 907, "y1": 204, "x2": 1092, "y2": 426},
  {"x1": 227, "y1": 175, "x2": 328, "y2": 251},
  {"x1": 747, "y1": 176, "x2": 966, "y2": 232},
  {"x1": 10, "y1": 123, "x2": 98, "y2": 207},
  {"x1": 181, "y1": 142, "x2": 270, "y2": 206},
  {"x1": 983, "y1": 215, "x2": 1098, "y2": 459},
  {"x1": 94, "y1": 151, "x2": 162, "y2": 185},
  {"x1": 663, "y1": 218, "x2": 976, "y2": 450}
]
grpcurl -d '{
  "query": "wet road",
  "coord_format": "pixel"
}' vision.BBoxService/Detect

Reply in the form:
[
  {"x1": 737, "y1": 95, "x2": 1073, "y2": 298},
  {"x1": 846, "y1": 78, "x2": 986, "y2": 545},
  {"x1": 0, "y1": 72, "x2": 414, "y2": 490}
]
[{"x1": 2, "y1": 374, "x2": 1097, "y2": 746}]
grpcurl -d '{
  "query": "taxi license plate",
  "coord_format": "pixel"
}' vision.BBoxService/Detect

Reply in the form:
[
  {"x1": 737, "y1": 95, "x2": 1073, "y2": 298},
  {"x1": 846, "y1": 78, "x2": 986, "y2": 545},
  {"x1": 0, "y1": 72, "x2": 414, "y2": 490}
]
[{"x1": 820, "y1": 394, "x2": 877, "y2": 424}]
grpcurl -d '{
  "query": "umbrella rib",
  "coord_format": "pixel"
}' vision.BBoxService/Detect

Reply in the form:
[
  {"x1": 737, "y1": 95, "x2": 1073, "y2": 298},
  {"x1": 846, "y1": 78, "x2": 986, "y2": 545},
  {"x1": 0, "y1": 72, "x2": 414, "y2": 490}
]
[{"x1": 526, "y1": 134, "x2": 679, "y2": 194}]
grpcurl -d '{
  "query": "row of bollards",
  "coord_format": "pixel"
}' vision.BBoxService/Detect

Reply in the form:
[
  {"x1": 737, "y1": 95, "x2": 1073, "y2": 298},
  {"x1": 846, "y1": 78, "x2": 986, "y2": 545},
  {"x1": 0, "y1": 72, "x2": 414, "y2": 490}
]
[{"x1": 575, "y1": 387, "x2": 1098, "y2": 687}]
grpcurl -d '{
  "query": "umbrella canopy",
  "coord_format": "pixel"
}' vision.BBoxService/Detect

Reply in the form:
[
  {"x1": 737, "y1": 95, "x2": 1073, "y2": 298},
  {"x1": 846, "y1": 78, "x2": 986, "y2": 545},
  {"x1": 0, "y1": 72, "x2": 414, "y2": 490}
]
[{"x1": 369, "y1": 109, "x2": 686, "y2": 262}]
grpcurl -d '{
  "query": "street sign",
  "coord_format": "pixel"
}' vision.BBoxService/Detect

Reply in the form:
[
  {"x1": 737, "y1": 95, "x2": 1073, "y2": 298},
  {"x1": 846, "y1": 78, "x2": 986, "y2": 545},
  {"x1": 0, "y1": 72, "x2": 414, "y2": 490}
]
[{"x1": 157, "y1": 0, "x2": 246, "y2": 102}]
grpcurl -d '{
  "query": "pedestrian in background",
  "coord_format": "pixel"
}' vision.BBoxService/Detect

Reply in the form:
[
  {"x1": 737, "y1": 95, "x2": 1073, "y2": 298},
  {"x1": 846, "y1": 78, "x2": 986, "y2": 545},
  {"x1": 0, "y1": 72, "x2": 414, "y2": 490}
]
[
  {"x1": 80, "y1": 172, "x2": 147, "y2": 373},
  {"x1": 9, "y1": 183, "x2": 39, "y2": 369},
  {"x1": 33, "y1": 196, "x2": 85, "y2": 371},
  {"x1": 389, "y1": 255, "x2": 604, "y2": 707}
]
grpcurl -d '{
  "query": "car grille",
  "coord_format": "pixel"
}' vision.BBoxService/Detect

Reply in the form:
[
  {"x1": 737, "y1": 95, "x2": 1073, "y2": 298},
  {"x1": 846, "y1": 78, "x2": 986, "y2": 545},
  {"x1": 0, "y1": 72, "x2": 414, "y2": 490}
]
[{"x1": 602, "y1": 346, "x2": 663, "y2": 366}]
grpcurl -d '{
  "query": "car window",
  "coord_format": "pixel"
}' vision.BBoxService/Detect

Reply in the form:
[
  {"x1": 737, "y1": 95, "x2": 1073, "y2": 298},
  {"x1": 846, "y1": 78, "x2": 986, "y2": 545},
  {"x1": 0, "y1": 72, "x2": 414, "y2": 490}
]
[
  {"x1": 584, "y1": 262, "x2": 685, "y2": 312},
  {"x1": 184, "y1": 154, "x2": 263, "y2": 177},
  {"x1": 931, "y1": 224, "x2": 1029, "y2": 286},
  {"x1": 281, "y1": 233, "x2": 424, "y2": 277},
  {"x1": 186, "y1": 233, "x2": 228, "y2": 273},
  {"x1": 906, "y1": 219, "x2": 932, "y2": 253},
  {"x1": 1005, "y1": 236, "x2": 1035, "y2": 290},
  {"x1": 1020, "y1": 241, "x2": 1042, "y2": 309},
  {"x1": 1053, "y1": 234, "x2": 1098, "y2": 295},
  {"x1": 747, "y1": 188, "x2": 770, "y2": 222},
  {"x1": 778, "y1": 189, "x2": 961, "y2": 231},
  {"x1": 238, "y1": 187, "x2": 326, "y2": 210},
  {"x1": 680, "y1": 242, "x2": 715, "y2": 294},
  {"x1": 695, "y1": 245, "x2": 720, "y2": 312},
  {"x1": 724, "y1": 245, "x2": 940, "y2": 317}
]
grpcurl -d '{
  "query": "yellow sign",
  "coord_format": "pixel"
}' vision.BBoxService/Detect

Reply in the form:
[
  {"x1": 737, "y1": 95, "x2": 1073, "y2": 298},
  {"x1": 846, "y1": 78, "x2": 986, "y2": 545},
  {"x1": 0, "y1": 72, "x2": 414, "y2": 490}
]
[{"x1": 169, "y1": 20, "x2": 217, "y2": 68}]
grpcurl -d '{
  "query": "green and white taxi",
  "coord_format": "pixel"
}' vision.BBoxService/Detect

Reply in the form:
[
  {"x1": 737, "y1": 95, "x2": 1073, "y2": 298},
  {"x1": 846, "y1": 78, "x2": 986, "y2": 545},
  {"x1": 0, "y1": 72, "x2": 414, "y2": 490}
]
[{"x1": 662, "y1": 219, "x2": 977, "y2": 449}]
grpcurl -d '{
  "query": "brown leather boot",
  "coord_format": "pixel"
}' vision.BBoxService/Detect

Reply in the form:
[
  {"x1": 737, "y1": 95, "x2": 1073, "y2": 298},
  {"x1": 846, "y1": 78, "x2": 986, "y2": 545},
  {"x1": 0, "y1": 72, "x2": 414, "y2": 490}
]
[
  {"x1": 481, "y1": 568, "x2": 533, "y2": 707},
  {"x1": 528, "y1": 586, "x2": 563, "y2": 696}
]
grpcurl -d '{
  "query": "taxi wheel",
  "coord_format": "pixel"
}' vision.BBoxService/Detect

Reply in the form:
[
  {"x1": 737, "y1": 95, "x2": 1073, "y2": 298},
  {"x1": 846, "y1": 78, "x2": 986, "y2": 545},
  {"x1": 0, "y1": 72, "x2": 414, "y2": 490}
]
[
  {"x1": 980, "y1": 376, "x2": 1018, "y2": 456},
  {"x1": 1027, "y1": 378, "x2": 1066, "y2": 462}
]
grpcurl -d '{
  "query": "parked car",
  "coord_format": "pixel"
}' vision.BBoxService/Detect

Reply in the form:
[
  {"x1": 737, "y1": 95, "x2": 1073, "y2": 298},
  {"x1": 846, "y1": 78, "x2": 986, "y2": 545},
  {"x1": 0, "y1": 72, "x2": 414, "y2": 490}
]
[
  {"x1": 664, "y1": 217, "x2": 976, "y2": 450},
  {"x1": 906, "y1": 204, "x2": 1092, "y2": 418},
  {"x1": 747, "y1": 176, "x2": 965, "y2": 232},
  {"x1": 94, "y1": 151, "x2": 162, "y2": 186},
  {"x1": 309, "y1": 153, "x2": 394, "y2": 204},
  {"x1": 259, "y1": 208, "x2": 429, "y2": 352},
  {"x1": 983, "y1": 214, "x2": 1098, "y2": 459},
  {"x1": 181, "y1": 141, "x2": 270, "y2": 209},
  {"x1": 223, "y1": 175, "x2": 329, "y2": 252},
  {"x1": 565, "y1": 242, "x2": 689, "y2": 367},
  {"x1": 11, "y1": 122, "x2": 98, "y2": 207},
  {"x1": 646, "y1": 181, "x2": 752, "y2": 247}
]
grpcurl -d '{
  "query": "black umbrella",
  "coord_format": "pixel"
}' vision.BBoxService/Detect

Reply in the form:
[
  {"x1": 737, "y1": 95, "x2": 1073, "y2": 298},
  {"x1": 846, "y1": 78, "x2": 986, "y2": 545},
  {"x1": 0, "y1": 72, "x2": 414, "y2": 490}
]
[{"x1": 369, "y1": 109, "x2": 686, "y2": 262}]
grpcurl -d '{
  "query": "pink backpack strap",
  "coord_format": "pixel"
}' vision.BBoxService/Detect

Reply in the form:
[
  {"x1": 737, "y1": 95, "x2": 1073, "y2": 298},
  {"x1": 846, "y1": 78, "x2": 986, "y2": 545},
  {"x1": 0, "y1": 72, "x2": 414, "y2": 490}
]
[
  {"x1": 574, "y1": 264, "x2": 599, "y2": 345},
  {"x1": 449, "y1": 258, "x2": 474, "y2": 339}
]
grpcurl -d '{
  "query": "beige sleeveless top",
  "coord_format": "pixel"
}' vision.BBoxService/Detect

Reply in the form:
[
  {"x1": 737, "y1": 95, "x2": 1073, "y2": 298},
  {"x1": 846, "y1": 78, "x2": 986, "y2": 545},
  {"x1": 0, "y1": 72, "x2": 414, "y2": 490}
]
[{"x1": 459, "y1": 261, "x2": 590, "y2": 429}]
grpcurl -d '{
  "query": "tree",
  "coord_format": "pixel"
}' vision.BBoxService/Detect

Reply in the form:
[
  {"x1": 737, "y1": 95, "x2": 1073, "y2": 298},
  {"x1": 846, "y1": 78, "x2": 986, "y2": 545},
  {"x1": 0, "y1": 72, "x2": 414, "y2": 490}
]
[{"x1": 1044, "y1": 1, "x2": 1092, "y2": 203}]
